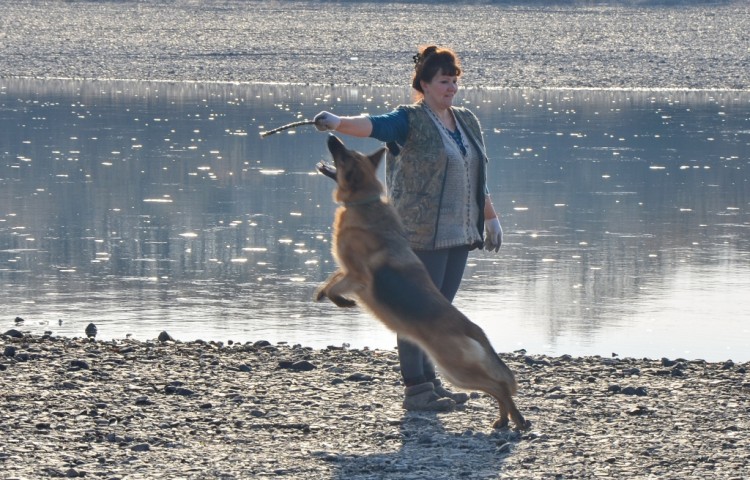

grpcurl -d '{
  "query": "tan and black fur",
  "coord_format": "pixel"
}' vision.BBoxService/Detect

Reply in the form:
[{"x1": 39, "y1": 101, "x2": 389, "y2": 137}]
[{"x1": 315, "y1": 135, "x2": 530, "y2": 430}]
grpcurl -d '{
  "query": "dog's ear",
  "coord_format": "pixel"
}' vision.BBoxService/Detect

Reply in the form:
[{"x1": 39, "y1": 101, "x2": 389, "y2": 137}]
[
  {"x1": 368, "y1": 147, "x2": 387, "y2": 170},
  {"x1": 316, "y1": 161, "x2": 337, "y2": 181}
]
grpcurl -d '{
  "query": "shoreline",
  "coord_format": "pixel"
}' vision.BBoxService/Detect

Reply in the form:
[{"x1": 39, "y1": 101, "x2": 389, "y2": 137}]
[
  {"x1": 2, "y1": 331, "x2": 748, "y2": 478},
  {"x1": 5, "y1": 75, "x2": 750, "y2": 93}
]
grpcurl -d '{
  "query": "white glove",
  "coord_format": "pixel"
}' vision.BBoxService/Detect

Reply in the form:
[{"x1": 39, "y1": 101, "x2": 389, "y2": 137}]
[
  {"x1": 484, "y1": 217, "x2": 503, "y2": 252},
  {"x1": 313, "y1": 111, "x2": 341, "y2": 132}
]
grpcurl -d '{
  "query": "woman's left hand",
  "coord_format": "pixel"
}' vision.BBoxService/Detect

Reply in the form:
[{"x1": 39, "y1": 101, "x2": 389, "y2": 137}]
[{"x1": 484, "y1": 217, "x2": 503, "y2": 252}]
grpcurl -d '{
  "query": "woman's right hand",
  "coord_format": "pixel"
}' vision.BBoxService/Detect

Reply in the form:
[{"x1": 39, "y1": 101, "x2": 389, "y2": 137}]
[{"x1": 314, "y1": 111, "x2": 341, "y2": 132}]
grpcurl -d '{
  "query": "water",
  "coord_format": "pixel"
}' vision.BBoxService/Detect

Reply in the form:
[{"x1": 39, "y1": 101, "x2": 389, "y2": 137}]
[{"x1": 1, "y1": 78, "x2": 748, "y2": 361}]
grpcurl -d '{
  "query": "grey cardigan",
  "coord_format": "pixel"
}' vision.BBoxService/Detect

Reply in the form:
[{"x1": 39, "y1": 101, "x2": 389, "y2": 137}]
[{"x1": 385, "y1": 104, "x2": 489, "y2": 250}]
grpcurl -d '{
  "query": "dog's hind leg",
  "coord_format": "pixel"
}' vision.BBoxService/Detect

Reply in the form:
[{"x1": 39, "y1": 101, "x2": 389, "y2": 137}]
[{"x1": 490, "y1": 385, "x2": 531, "y2": 431}]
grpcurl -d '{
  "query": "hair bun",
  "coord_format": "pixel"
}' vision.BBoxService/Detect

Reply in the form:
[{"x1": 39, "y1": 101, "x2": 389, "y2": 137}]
[{"x1": 413, "y1": 45, "x2": 438, "y2": 66}]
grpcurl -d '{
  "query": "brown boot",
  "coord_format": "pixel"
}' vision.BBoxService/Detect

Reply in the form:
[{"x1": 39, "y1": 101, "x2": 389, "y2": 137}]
[
  {"x1": 432, "y1": 379, "x2": 469, "y2": 404},
  {"x1": 403, "y1": 382, "x2": 456, "y2": 411}
]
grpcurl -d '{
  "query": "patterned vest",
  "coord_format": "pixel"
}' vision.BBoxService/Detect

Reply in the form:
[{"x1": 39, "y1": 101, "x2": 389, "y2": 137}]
[{"x1": 385, "y1": 103, "x2": 488, "y2": 250}]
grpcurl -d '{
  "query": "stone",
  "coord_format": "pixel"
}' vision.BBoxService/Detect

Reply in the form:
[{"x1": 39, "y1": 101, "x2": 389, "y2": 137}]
[
  {"x1": 158, "y1": 331, "x2": 174, "y2": 343},
  {"x1": 346, "y1": 372, "x2": 374, "y2": 382},
  {"x1": 85, "y1": 323, "x2": 97, "y2": 339},
  {"x1": 69, "y1": 360, "x2": 90, "y2": 370},
  {"x1": 3, "y1": 329, "x2": 24, "y2": 338},
  {"x1": 278, "y1": 360, "x2": 316, "y2": 371},
  {"x1": 0, "y1": 328, "x2": 748, "y2": 478}
]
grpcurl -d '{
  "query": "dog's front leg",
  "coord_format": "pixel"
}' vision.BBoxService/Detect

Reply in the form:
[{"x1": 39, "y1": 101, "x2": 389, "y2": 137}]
[{"x1": 315, "y1": 270, "x2": 357, "y2": 308}]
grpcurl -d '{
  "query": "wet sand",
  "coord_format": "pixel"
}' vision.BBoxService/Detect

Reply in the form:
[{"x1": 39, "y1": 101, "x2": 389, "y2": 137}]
[{"x1": 2, "y1": 1, "x2": 750, "y2": 478}]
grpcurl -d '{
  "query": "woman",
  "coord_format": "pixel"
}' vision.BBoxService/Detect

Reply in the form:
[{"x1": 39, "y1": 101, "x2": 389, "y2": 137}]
[{"x1": 313, "y1": 46, "x2": 503, "y2": 412}]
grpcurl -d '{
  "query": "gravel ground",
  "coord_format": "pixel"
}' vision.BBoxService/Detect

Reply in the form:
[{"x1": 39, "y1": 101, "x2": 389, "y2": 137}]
[
  {"x1": 1, "y1": 333, "x2": 749, "y2": 479},
  {"x1": 2, "y1": 1, "x2": 750, "y2": 479},
  {"x1": 1, "y1": 0, "x2": 748, "y2": 90}
]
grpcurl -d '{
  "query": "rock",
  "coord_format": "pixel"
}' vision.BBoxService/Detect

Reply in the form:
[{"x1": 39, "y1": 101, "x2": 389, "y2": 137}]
[
  {"x1": 164, "y1": 385, "x2": 196, "y2": 396},
  {"x1": 524, "y1": 356, "x2": 551, "y2": 367},
  {"x1": 661, "y1": 357, "x2": 677, "y2": 367},
  {"x1": 158, "y1": 331, "x2": 174, "y2": 342},
  {"x1": 620, "y1": 386, "x2": 648, "y2": 396},
  {"x1": 14, "y1": 316, "x2": 24, "y2": 324},
  {"x1": 346, "y1": 372, "x2": 374, "y2": 382},
  {"x1": 131, "y1": 443, "x2": 150, "y2": 452},
  {"x1": 69, "y1": 360, "x2": 90, "y2": 370},
  {"x1": 3, "y1": 329, "x2": 24, "y2": 338},
  {"x1": 3, "y1": 346, "x2": 16, "y2": 358},
  {"x1": 85, "y1": 323, "x2": 97, "y2": 339},
  {"x1": 626, "y1": 405, "x2": 652, "y2": 416},
  {"x1": 278, "y1": 360, "x2": 316, "y2": 371}
]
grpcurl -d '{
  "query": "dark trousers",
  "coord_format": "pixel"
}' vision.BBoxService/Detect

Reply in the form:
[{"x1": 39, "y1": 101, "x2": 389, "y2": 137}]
[{"x1": 398, "y1": 245, "x2": 469, "y2": 387}]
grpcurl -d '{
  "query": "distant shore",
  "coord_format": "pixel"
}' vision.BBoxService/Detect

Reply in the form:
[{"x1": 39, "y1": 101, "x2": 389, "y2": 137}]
[{"x1": 2, "y1": 1, "x2": 749, "y2": 90}]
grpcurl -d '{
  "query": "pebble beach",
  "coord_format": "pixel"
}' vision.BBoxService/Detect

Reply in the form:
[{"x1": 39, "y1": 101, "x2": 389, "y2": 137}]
[
  {"x1": 2, "y1": 1, "x2": 750, "y2": 479},
  {"x1": 1, "y1": 333, "x2": 748, "y2": 479}
]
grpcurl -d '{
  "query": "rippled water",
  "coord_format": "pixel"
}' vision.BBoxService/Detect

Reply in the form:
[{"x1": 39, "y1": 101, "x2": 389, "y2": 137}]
[{"x1": 1, "y1": 79, "x2": 748, "y2": 361}]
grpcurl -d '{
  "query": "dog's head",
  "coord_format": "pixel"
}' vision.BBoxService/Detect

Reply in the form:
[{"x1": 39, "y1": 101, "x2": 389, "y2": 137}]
[{"x1": 318, "y1": 135, "x2": 387, "y2": 204}]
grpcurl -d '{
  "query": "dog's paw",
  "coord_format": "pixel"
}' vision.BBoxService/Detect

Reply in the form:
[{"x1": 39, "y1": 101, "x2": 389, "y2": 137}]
[
  {"x1": 315, "y1": 288, "x2": 356, "y2": 308},
  {"x1": 517, "y1": 419, "x2": 532, "y2": 431},
  {"x1": 314, "y1": 288, "x2": 327, "y2": 302},
  {"x1": 331, "y1": 295, "x2": 357, "y2": 308},
  {"x1": 492, "y1": 417, "x2": 510, "y2": 430}
]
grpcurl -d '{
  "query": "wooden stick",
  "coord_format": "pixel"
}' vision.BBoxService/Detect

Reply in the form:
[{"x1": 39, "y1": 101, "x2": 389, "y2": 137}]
[{"x1": 260, "y1": 119, "x2": 316, "y2": 138}]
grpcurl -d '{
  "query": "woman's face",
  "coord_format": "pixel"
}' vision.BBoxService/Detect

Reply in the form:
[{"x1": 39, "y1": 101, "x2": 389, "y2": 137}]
[{"x1": 420, "y1": 73, "x2": 459, "y2": 110}]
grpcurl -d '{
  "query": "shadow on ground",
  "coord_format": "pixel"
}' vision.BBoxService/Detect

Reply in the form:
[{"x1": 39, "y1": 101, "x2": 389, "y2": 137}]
[{"x1": 315, "y1": 410, "x2": 521, "y2": 479}]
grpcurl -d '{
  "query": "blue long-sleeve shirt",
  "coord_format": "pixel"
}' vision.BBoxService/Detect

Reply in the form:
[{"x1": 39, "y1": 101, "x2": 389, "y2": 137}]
[{"x1": 369, "y1": 108, "x2": 409, "y2": 145}]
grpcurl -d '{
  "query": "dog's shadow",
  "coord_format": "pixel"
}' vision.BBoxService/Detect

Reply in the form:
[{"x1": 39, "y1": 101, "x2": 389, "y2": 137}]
[{"x1": 316, "y1": 411, "x2": 520, "y2": 479}]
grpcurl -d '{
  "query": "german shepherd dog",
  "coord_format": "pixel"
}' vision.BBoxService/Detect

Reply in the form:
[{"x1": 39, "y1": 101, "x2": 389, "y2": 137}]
[{"x1": 315, "y1": 135, "x2": 530, "y2": 430}]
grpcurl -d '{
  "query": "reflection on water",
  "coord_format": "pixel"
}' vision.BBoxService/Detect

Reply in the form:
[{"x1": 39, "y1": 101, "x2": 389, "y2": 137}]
[{"x1": 1, "y1": 79, "x2": 748, "y2": 361}]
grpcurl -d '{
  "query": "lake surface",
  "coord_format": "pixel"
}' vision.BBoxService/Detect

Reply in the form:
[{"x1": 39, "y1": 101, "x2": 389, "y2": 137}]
[{"x1": 1, "y1": 78, "x2": 748, "y2": 361}]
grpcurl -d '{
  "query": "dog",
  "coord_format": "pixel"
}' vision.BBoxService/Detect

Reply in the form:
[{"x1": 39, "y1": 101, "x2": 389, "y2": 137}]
[{"x1": 315, "y1": 135, "x2": 530, "y2": 430}]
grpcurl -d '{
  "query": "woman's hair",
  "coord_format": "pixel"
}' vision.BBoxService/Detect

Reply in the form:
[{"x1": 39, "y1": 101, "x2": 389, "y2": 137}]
[{"x1": 411, "y1": 45, "x2": 462, "y2": 97}]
